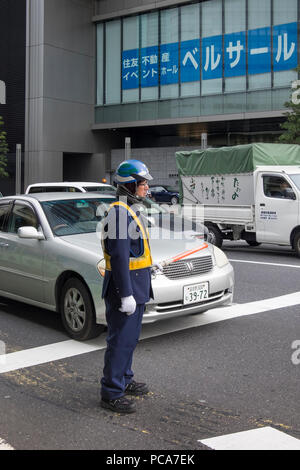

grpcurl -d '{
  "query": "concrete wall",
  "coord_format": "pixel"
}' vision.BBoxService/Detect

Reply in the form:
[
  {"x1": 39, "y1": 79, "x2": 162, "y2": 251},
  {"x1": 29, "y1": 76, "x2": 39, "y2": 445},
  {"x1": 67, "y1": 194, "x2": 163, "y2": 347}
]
[
  {"x1": 25, "y1": 0, "x2": 107, "y2": 187},
  {"x1": 111, "y1": 146, "x2": 200, "y2": 187}
]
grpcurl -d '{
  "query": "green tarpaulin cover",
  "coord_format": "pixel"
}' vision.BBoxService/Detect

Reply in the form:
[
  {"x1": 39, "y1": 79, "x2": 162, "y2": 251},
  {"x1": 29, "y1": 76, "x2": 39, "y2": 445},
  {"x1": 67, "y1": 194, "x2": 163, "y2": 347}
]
[{"x1": 175, "y1": 143, "x2": 300, "y2": 176}]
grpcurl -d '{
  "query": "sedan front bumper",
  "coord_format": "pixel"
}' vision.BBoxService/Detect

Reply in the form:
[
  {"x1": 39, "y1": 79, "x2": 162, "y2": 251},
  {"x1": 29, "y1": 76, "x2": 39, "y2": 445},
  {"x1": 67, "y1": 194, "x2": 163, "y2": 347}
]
[{"x1": 143, "y1": 262, "x2": 234, "y2": 323}]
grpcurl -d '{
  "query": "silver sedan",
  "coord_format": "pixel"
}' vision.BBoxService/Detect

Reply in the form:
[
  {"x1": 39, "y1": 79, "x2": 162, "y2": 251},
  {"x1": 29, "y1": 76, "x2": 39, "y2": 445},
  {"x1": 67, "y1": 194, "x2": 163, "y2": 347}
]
[{"x1": 0, "y1": 193, "x2": 234, "y2": 340}]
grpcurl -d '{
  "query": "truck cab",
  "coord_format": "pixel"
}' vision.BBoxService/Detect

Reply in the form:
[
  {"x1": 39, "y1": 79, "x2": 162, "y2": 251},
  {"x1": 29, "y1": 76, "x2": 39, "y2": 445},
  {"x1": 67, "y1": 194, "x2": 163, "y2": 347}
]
[{"x1": 254, "y1": 166, "x2": 300, "y2": 251}]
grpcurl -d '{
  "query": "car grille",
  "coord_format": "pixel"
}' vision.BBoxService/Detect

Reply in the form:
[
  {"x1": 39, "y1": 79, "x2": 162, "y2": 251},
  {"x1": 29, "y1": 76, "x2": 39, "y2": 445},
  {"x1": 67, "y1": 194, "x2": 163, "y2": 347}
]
[{"x1": 162, "y1": 255, "x2": 213, "y2": 280}]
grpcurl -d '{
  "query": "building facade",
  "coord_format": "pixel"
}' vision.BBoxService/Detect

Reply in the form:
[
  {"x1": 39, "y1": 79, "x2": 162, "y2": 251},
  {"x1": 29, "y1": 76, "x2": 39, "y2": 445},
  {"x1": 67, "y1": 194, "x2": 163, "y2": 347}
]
[{"x1": 0, "y1": 0, "x2": 299, "y2": 195}]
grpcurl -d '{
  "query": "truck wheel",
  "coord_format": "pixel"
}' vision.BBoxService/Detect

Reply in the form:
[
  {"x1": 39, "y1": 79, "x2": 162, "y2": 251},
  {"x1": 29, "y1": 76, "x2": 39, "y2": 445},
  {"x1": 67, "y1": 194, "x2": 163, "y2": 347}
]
[
  {"x1": 60, "y1": 277, "x2": 104, "y2": 340},
  {"x1": 293, "y1": 232, "x2": 300, "y2": 257},
  {"x1": 206, "y1": 224, "x2": 223, "y2": 248}
]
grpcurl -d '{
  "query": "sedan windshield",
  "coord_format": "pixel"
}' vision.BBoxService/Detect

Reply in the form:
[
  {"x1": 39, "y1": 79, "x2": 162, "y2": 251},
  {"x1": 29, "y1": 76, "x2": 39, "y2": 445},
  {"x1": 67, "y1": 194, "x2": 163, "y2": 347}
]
[{"x1": 42, "y1": 198, "x2": 116, "y2": 236}]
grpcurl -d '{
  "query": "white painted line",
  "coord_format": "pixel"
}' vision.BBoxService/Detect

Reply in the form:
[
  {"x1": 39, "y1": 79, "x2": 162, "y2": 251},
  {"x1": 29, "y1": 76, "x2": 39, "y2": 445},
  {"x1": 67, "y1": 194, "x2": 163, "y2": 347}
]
[
  {"x1": 0, "y1": 437, "x2": 14, "y2": 450},
  {"x1": 1, "y1": 290, "x2": 300, "y2": 374},
  {"x1": 229, "y1": 258, "x2": 300, "y2": 269},
  {"x1": 199, "y1": 426, "x2": 300, "y2": 450}
]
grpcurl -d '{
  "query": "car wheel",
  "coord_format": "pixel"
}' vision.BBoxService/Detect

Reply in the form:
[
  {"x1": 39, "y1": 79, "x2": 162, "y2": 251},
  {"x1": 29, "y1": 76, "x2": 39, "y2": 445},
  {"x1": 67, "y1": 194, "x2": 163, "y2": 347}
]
[
  {"x1": 60, "y1": 277, "x2": 104, "y2": 340},
  {"x1": 170, "y1": 196, "x2": 178, "y2": 205},
  {"x1": 293, "y1": 232, "x2": 300, "y2": 257},
  {"x1": 205, "y1": 223, "x2": 223, "y2": 248}
]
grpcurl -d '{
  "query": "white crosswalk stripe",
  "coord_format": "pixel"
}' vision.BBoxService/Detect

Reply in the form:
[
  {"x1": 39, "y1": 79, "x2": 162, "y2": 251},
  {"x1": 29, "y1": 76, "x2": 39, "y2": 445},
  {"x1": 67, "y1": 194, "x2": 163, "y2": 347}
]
[
  {"x1": 199, "y1": 426, "x2": 300, "y2": 450},
  {"x1": 0, "y1": 438, "x2": 14, "y2": 450}
]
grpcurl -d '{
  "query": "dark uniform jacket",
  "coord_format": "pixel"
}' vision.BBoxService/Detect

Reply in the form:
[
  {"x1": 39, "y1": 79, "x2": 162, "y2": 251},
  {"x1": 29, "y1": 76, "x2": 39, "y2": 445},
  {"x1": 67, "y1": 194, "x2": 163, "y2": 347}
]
[{"x1": 102, "y1": 203, "x2": 153, "y2": 308}]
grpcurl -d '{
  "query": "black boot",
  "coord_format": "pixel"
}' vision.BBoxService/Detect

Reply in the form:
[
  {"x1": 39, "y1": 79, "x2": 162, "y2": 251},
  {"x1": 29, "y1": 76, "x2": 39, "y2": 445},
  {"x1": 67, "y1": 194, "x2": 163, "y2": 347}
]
[
  {"x1": 101, "y1": 396, "x2": 136, "y2": 414},
  {"x1": 125, "y1": 380, "x2": 149, "y2": 396}
]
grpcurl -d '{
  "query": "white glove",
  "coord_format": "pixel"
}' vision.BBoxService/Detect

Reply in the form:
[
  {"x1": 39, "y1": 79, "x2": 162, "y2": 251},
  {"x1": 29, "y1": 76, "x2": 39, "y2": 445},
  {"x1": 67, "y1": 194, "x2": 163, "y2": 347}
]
[
  {"x1": 119, "y1": 295, "x2": 136, "y2": 316},
  {"x1": 151, "y1": 262, "x2": 164, "y2": 273}
]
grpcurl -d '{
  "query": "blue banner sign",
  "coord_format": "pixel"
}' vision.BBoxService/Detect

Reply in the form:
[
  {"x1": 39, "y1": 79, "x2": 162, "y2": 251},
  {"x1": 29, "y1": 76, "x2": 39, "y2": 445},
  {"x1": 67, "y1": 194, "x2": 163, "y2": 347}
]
[
  {"x1": 141, "y1": 45, "x2": 159, "y2": 87},
  {"x1": 248, "y1": 27, "x2": 271, "y2": 75},
  {"x1": 180, "y1": 39, "x2": 200, "y2": 83},
  {"x1": 122, "y1": 48, "x2": 139, "y2": 90},
  {"x1": 224, "y1": 31, "x2": 246, "y2": 78},
  {"x1": 273, "y1": 22, "x2": 298, "y2": 71},
  {"x1": 202, "y1": 35, "x2": 222, "y2": 80},
  {"x1": 160, "y1": 42, "x2": 179, "y2": 85},
  {"x1": 121, "y1": 21, "x2": 298, "y2": 89}
]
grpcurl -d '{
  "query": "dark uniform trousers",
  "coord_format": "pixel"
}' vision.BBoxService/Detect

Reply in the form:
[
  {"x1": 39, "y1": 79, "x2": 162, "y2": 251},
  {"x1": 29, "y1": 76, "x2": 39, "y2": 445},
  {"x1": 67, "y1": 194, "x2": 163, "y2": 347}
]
[{"x1": 101, "y1": 204, "x2": 153, "y2": 400}]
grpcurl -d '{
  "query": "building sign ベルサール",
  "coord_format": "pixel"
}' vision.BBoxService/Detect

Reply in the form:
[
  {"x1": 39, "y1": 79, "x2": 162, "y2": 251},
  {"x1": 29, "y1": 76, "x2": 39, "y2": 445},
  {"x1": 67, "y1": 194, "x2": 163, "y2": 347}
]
[{"x1": 122, "y1": 21, "x2": 297, "y2": 89}]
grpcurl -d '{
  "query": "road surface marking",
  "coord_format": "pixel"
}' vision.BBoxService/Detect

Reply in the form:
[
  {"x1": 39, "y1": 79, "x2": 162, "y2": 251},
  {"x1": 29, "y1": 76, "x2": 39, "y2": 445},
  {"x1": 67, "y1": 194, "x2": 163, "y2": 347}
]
[
  {"x1": 0, "y1": 437, "x2": 14, "y2": 450},
  {"x1": 229, "y1": 258, "x2": 300, "y2": 269},
  {"x1": 1, "y1": 290, "x2": 300, "y2": 374},
  {"x1": 199, "y1": 426, "x2": 300, "y2": 450}
]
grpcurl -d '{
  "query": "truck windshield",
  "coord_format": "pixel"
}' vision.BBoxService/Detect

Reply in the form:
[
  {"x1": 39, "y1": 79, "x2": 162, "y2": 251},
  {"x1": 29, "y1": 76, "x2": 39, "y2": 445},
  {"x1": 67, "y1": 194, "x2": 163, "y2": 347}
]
[{"x1": 288, "y1": 174, "x2": 300, "y2": 190}]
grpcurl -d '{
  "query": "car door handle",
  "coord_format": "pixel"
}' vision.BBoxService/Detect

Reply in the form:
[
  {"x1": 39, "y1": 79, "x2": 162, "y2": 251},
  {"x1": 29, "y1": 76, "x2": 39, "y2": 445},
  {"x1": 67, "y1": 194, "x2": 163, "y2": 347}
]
[
  {"x1": 260, "y1": 203, "x2": 265, "y2": 207},
  {"x1": 0, "y1": 242, "x2": 9, "y2": 247}
]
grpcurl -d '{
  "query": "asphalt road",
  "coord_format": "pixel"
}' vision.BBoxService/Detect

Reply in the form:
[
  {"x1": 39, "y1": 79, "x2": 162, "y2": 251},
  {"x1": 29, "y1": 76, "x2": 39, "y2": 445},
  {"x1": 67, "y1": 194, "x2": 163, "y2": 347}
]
[{"x1": 0, "y1": 241, "x2": 299, "y2": 450}]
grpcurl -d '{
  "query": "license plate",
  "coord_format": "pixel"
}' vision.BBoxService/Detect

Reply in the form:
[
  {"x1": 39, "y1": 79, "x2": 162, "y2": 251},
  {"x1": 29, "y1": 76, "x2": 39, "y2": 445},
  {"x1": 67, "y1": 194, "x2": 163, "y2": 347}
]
[{"x1": 183, "y1": 282, "x2": 209, "y2": 305}]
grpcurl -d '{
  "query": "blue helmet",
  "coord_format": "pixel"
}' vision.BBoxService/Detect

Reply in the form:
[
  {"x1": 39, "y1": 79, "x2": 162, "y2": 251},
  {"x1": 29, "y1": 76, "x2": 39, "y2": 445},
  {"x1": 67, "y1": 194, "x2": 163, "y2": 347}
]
[{"x1": 115, "y1": 159, "x2": 153, "y2": 184}]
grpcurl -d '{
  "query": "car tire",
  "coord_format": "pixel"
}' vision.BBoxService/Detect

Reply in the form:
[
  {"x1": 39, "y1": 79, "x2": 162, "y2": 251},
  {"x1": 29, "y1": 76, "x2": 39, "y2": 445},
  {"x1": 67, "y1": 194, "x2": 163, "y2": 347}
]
[
  {"x1": 205, "y1": 223, "x2": 223, "y2": 248},
  {"x1": 60, "y1": 277, "x2": 104, "y2": 340},
  {"x1": 293, "y1": 232, "x2": 300, "y2": 257},
  {"x1": 170, "y1": 196, "x2": 178, "y2": 205}
]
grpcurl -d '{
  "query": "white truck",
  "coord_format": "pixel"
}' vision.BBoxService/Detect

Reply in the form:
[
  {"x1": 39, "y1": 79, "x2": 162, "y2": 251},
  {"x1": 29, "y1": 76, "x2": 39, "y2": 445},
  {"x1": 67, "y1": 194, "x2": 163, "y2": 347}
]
[{"x1": 175, "y1": 143, "x2": 300, "y2": 256}]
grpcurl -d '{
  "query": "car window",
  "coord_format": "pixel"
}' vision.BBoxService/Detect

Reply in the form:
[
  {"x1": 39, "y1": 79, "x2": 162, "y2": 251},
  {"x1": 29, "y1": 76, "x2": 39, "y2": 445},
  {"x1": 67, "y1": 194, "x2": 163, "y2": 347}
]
[
  {"x1": 0, "y1": 202, "x2": 11, "y2": 231},
  {"x1": 7, "y1": 202, "x2": 39, "y2": 233},
  {"x1": 263, "y1": 176, "x2": 295, "y2": 199},
  {"x1": 41, "y1": 197, "x2": 116, "y2": 236},
  {"x1": 83, "y1": 186, "x2": 116, "y2": 194}
]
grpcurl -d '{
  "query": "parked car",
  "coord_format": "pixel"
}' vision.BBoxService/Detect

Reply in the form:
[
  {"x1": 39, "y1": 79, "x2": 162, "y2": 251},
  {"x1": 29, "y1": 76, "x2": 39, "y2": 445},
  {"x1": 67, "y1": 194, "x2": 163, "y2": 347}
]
[
  {"x1": 25, "y1": 181, "x2": 116, "y2": 195},
  {"x1": 149, "y1": 185, "x2": 179, "y2": 205},
  {"x1": 0, "y1": 193, "x2": 234, "y2": 340}
]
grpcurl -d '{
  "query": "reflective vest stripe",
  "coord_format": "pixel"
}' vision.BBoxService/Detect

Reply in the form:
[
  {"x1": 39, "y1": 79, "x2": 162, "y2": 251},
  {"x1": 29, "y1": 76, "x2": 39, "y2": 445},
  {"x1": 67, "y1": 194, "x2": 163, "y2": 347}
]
[{"x1": 103, "y1": 201, "x2": 153, "y2": 271}]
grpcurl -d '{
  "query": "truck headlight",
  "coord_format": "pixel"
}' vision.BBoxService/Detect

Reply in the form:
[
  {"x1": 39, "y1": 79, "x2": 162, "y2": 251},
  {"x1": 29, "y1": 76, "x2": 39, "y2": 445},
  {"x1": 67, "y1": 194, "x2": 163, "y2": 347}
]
[
  {"x1": 97, "y1": 258, "x2": 106, "y2": 277},
  {"x1": 213, "y1": 245, "x2": 229, "y2": 268}
]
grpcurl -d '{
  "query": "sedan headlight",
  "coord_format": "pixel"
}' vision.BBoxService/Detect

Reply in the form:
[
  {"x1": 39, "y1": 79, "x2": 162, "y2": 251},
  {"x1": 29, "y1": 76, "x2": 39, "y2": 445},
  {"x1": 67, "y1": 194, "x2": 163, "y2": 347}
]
[
  {"x1": 213, "y1": 245, "x2": 229, "y2": 268},
  {"x1": 97, "y1": 258, "x2": 106, "y2": 277}
]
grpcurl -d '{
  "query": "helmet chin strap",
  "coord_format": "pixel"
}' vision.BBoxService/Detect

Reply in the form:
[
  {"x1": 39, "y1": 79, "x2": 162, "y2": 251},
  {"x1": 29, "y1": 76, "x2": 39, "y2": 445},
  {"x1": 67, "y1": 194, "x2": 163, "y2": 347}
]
[{"x1": 116, "y1": 183, "x2": 144, "y2": 206}]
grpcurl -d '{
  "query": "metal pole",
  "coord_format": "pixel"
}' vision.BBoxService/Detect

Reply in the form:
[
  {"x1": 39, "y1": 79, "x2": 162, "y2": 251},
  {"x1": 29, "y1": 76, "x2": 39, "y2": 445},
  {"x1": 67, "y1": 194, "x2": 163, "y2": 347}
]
[
  {"x1": 125, "y1": 137, "x2": 131, "y2": 160},
  {"x1": 16, "y1": 144, "x2": 22, "y2": 195}
]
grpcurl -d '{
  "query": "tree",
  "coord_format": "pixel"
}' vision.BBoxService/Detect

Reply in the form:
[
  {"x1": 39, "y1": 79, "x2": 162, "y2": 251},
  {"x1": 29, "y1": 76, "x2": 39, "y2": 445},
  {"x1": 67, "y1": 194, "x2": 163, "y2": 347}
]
[
  {"x1": 0, "y1": 115, "x2": 8, "y2": 178},
  {"x1": 278, "y1": 66, "x2": 300, "y2": 144}
]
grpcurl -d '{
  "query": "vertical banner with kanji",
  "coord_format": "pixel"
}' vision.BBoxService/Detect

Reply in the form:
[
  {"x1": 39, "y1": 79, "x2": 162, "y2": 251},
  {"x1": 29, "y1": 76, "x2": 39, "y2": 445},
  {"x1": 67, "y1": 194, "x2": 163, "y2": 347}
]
[
  {"x1": 160, "y1": 43, "x2": 179, "y2": 85},
  {"x1": 122, "y1": 48, "x2": 139, "y2": 89},
  {"x1": 140, "y1": 46, "x2": 159, "y2": 87},
  {"x1": 180, "y1": 39, "x2": 200, "y2": 83}
]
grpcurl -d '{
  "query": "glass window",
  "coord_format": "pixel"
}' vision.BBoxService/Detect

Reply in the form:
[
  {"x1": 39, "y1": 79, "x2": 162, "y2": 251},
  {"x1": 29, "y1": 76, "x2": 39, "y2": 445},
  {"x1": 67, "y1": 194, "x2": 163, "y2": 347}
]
[
  {"x1": 105, "y1": 20, "x2": 121, "y2": 104},
  {"x1": 263, "y1": 176, "x2": 295, "y2": 199},
  {"x1": 224, "y1": 0, "x2": 246, "y2": 93},
  {"x1": 180, "y1": 3, "x2": 200, "y2": 98},
  {"x1": 248, "y1": 0, "x2": 271, "y2": 91},
  {"x1": 8, "y1": 203, "x2": 39, "y2": 233},
  {"x1": 141, "y1": 12, "x2": 159, "y2": 102},
  {"x1": 273, "y1": 0, "x2": 298, "y2": 88},
  {"x1": 122, "y1": 16, "x2": 139, "y2": 103},
  {"x1": 0, "y1": 202, "x2": 10, "y2": 231},
  {"x1": 160, "y1": 8, "x2": 179, "y2": 100},
  {"x1": 96, "y1": 23, "x2": 104, "y2": 106},
  {"x1": 201, "y1": 0, "x2": 222, "y2": 96}
]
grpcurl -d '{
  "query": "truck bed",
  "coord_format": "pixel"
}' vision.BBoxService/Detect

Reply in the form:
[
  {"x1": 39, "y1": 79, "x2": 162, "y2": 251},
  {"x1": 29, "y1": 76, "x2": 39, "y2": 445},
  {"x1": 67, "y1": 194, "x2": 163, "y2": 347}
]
[{"x1": 181, "y1": 204, "x2": 254, "y2": 225}]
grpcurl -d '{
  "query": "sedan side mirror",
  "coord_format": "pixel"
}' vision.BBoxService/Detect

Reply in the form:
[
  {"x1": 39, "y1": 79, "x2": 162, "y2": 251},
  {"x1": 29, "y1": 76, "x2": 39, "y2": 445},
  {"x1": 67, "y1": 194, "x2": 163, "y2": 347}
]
[{"x1": 18, "y1": 226, "x2": 45, "y2": 240}]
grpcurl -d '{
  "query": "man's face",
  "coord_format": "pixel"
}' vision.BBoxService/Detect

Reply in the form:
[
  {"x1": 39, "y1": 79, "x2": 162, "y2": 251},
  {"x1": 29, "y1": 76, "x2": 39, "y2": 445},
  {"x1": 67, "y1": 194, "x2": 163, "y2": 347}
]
[{"x1": 136, "y1": 180, "x2": 149, "y2": 198}]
